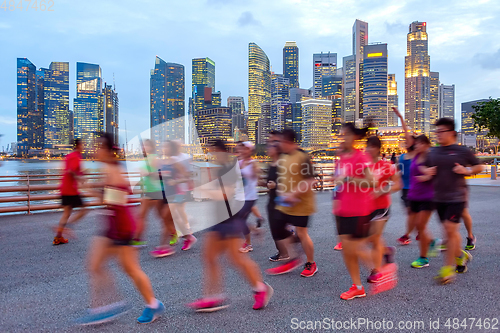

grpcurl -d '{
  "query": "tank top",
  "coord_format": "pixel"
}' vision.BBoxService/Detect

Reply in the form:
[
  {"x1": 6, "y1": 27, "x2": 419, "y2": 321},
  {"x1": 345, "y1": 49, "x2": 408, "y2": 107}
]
[{"x1": 239, "y1": 159, "x2": 258, "y2": 201}]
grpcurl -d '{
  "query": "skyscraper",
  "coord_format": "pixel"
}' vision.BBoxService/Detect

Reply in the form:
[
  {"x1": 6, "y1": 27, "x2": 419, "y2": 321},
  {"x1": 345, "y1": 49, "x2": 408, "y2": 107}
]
[
  {"x1": 461, "y1": 99, "x2": 496, "y2": 149},
  {"x1": 103, "y1": 83, "x2": 119, "y2": 145},
  {"x1": 17, "y1": 58, "x2": 39, "y2": 155},
  {"x1": 363, "y1": 43, "x2": 388, "y2": 128},
  {"x1": 430, "y1": 71, "x2": 440, "y2": 125},
  {"x1": 289, "y1": 88, "x2": 312, "y2": 143},
  {"x1": 283, "y1": 41, "x2": 299, "y2": 89},
  {"x1": 439, "y1": 84, "x2": 455, "y2": 120},
  {"x1": 257, "y1": 102, "x2": 271, "y2": 144},
  {"x1": 342, "y1": 55, "x2": 356, "y2": 122},
  {"x1": 43, "y1": 62, "x2": 70, "y2": 149},
  {"x1": 387, "y1": 74, "x2": 399, "y2": 126},
  {"x1": 150, "y1": 56, "x2": 185, "y2": 145},
  {"x1": 271, "y1": 73, "x2": 290, "y2": 131},
  {"x1": 313, "y1": 52, "x2": 337, "y2": 98},
  {"x1": 74, "y1": 62, "x2": 103, "y2": 153},
  {"x1": 248, "y1": 42, "x2": 271, "y2": 142},
  {"x1": 353, "y1": 19, "x2": 368, "y2": 120},
  {"x1": 322, "y1": 76, "x2": 343, "y2": 137},
  {"x1": 196, "y1": 106, "x2": 232, "y2": 146},
  {"x1": 192, "y1": 57, "x2": 215, "y2": 118},
  {"x1": 405, "y1": 21, "x2": 431, "y2": 135},
  {"x1": 301, "y1": 99, "x2": 333, "y2": 149},
  {"x1": 227, "y1": 96, "x2": 245, "y2": 115}
]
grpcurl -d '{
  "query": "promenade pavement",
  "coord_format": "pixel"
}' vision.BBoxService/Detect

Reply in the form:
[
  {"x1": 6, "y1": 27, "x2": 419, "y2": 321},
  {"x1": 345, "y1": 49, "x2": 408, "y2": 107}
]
[{"x1": 1, "y1": 186, "x2": 500, "y2": 332}]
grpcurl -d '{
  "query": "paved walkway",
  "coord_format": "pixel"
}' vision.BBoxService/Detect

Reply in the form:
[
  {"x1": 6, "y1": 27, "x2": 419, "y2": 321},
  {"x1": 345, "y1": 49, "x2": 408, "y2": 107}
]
[{"x1": 1, "y1": 187, "x2": 500, "y2": 332}]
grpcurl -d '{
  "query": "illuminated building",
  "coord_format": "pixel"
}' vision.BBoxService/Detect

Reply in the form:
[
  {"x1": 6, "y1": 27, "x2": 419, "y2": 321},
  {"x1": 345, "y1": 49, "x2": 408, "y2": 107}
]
[
  {"x1": 271, "y1": 73, "x2": 290, "y2": 131},
  {"x1": 342, "y1": 55, "x2": 356, "y2": 122},
  {"x1": 322, "y1": 76, "x2": 342, "y2": 140},
  {"x1": 430, "y1": 71, "x2": 439, "y2": 126},
  {"x1": 196, "y1": 106, "x2": 232, "y2": 146},
  {"x1": 192, "y1": 57, "x2": 215, "y2": 113},
  {"x1": 353, "y1": 19, "x2": 368, "y2": 121},
  {"x1": 227, "y1": 96, "x2": 245, "y2": 116},
  {"x1": 211, "y1": 91, "x2": 221, "y2": 107},
  {"x1": 461, "y1": 99, "x2": 498, "y2": 149},
  {"x1": 313, "y1": 52, "x2": 337, "y2": 98},
  {"x1": 289, "y1": 87, "x2": 312, "y2": 143},
  {"x1": 374, "y1": 127, "x2": 413, "y2": 153},
  {"x1": 363, "y1": 44, "x2": 388, "y2": 127},
  {"x1": 74, "y1": 62, "x2": 103, "y2": 154},
  {"x1": 248, "y1": 42, "x2": 271, "y2": 142},
  {"x1": 283, "y1": 41, "x2": 299, "y2": 89},
  {"x1": 439, "y1": 84, "x2": 455, "y2": 120},
  {"x1": 43, "y1": 62, "x2": 71, "y2": 150},
  {"x1": 150, "y1": 57, "x2": 185, "y2": 145},
  {"x1": 301, "y1": 99, "x2": 332, "y2": 150},
  {"x1": 257, "y1": 102, "x2": 271, "y2": 144},
  {"x1": 17, "y1": 58, "x2": 40, "y2": 155},
  {"x1": 103, "y1": 83, "x2": 119, "y2": 145},
  {"x1": 405, "y1": 21, "x2": 431, "y2": 135},
  {"x1": 387, "y1": 74, "x2": 398, "y2": 126}
]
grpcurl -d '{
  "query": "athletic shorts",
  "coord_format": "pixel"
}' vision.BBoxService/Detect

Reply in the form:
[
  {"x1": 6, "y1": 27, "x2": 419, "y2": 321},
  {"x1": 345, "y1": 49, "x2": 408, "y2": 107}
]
[
  {"x1": 435, "y1": 202, "x2": 465, "y2": 223},
  {"x1": 371, "y1": 208, "x2": 390, "y2": 221},
  {"x1": 335, "y1": 215, "x2": 372, "y2": 239},
  {"x1": 401, "y1": 189, "x2": 410, "y2": 207},
  {"x1": 209, "y1": 216, "x2": 245, "y2": 240},
  {"x1": 409, "y1": 200, "x2": 434, "y2": 213},
  {"x1": 61, "y1": 195, "x2": 83, "y2": 208},
  {"x1": 104, "y1": 206, "x2": 135, "y2": 246},
  {"x1": 276, "y1": 211, "x2": 310, "y2": 228}
]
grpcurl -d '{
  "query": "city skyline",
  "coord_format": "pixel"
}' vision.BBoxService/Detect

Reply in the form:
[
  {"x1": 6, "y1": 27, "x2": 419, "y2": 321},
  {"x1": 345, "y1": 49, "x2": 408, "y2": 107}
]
[{"x1": 3, "y1": 0, "x2": 500, "y2": 146}]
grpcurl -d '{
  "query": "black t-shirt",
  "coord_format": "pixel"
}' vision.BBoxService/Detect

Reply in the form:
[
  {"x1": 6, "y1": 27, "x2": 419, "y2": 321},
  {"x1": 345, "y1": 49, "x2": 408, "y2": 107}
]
[
  {"x1": 425, "y1": 144, "x2": 480, "y2": 203},
  {"x1": 267, "y1": 164, "x2": 278, "y2": 201}
]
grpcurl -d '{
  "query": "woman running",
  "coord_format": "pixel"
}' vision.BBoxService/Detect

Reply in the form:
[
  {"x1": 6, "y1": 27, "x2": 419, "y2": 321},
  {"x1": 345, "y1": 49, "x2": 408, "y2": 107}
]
[
  {"x1": 365, "y1": 136, "x2": 401, "y2": 283},
  {"x1": 133, "y1": 139, "x2": 163, "y2": 247},
  {"x1": 408, "y1": 135, "x2": 440, "y2": 268},
  {"x1": 393, "y1": 107, "x2": 418, "y2": 245},
  {"x1": 77, "y1": 133, "x2": 164, "y2": 325},
  {"x1": 264, "y1": 142, "x2": 289, "y2": 261},
  {"x1": 188, "y1": 140, "x2": 273, "y2": 312},
  {"x1": 150, "y1": 141, "x2": 187, "y2": 258},
  {"x1": 237, "y1": 141, "x2": 261, "y2": 253},
  {"x1": 333, "y1": 123, "x2": 376, "y2": 300}
]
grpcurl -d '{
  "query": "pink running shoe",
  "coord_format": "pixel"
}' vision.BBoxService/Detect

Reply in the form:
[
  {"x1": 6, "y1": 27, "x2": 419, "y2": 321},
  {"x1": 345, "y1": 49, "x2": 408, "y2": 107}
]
[
  {"x1": 253, "y1": 283, "x2": 274, "y2": 310},
  {"x1": 266, "y1": 258, "x2": 302, "y2": 275},
  {"x1": 187, "y1": 297, "x2": 229, "y2": 313},
  {"x1": 181, "y1": 235, "x2": 197, "y2": 251},
  {"x1": 239, "y1": 243, "x2": 253, "y2": 253},
  {"x1": 150, "y1": 246, "x2": 175, "y2": 258},
  {"x1": 334, "y1": 242, "x2": 342, "y2": 251}
]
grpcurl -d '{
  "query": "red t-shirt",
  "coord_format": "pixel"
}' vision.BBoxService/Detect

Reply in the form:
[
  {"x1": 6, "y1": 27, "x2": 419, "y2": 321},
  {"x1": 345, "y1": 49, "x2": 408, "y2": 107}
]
[
  {"x1": 333, "y1": 149, "x2": 374, "y2": 217},
  {"x1": 60, "y1": 151, "x2": 82, "y2": 196},
  {"x1": 371, "y1": 160, "x2": 396, "y2": 209}
]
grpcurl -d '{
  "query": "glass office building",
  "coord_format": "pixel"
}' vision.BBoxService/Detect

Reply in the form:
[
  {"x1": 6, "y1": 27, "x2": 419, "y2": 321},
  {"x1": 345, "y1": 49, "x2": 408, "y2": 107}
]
[
  {"x1": 283, "y1": 41, "x2": 299, "y2": 89},
  {"x1": 17, "y1": 58, "x2": 39, "y2": 155},
  {"x1": 248, "y1": 42, "x2": 271, "y2": 142},
  {"x1": 363, "y1": 44, "x2": 388, "y2": 127}
]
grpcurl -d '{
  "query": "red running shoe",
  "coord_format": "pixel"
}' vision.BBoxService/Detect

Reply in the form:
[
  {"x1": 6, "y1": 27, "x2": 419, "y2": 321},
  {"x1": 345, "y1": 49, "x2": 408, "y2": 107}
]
[
  {"x1": 266, "y1": 258, "x2": 302, "y2": 275},
  {"x1": 340, "y1": 284, "x2": 366, "y2": 300},
  {"x1": 334, "y1": 242, "x2": 342, "y2": 251},
  {"x1": 300, "y1": 262, "x2": 318, "y2": 277},
  {"x1": 369, "y1": 263, "x2": 398, "y2": 295},
  {"x1": 53, "y1": 236, "x2": 69, "y2": 245},
  {"x1": 397, "y1": 235, "x2": 411, "y2": 245},
  {"x1": 253, "y1": 283, "x2": 274, "y2": 310}
]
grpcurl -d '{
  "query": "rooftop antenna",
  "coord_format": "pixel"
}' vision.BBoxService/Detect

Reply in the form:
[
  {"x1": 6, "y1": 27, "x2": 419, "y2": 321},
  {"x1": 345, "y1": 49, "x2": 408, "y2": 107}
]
[{"x1": 113, "y1": 73, "x2": 116, "y2": 91}]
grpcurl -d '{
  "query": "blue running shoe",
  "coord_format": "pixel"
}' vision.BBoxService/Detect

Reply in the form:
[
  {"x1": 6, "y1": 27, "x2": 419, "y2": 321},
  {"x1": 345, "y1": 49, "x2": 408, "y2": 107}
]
[
  {"x1": 75, "y1": 302, "x2": 130, "y2": 326},
  {"x1": 137, "y1": 301, "x2": 165, "y2": 324}
]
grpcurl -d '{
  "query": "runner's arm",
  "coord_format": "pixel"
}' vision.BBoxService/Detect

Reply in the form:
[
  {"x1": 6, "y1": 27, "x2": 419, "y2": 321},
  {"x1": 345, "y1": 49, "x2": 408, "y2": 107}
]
[{"x1": 392, "y1": 107, "x2": 414, "y2": 148}]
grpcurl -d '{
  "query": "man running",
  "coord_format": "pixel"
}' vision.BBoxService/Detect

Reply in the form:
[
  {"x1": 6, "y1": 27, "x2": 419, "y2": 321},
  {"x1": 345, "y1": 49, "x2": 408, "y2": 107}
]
[
  {"x1": 424, "y1": 118, "x2": 483, "y2": 284},
  {"x1": 266, "y1": 129, "x2": 318, "y2": 278},
  {"x1": 53, "y1": 139, "x2": 88, "y2": 245}
]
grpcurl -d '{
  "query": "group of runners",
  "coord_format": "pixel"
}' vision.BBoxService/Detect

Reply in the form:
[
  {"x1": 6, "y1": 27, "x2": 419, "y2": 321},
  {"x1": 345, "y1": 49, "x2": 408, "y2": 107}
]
[{"x1": 52, "y1": 109, "x2": 483, "y2": 324}]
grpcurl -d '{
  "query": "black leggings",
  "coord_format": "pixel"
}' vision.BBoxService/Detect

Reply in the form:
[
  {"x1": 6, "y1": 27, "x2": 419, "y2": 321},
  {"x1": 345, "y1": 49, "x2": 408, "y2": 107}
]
[
  {"x1": 267, "y1": 201, "x2": 292, "y2": 242},
  {"x1": 240, "y1": 200, "x2": 256, "y2": 236}
]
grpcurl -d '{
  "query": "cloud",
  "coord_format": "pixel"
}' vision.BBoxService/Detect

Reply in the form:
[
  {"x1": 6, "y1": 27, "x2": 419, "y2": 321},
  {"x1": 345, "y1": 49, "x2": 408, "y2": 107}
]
[
  {"x1": 237, "y1": 11, "x2": 261, "y2": 27},
  {"x1": 384, "y1": 21, "x2": 406, "y2": 34},
  {"x1": 474, "y1": 49, "x2": 500, "y2": 69},
  {"x1": 0, "y1": 116, "x2": 16, "y2": 125}
]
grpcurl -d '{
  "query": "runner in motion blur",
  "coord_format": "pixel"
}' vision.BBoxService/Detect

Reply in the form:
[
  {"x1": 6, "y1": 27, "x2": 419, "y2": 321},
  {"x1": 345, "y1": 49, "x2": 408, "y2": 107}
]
[
  {"x1": 53, "y1": 139, "x2": 88, "y2": 245},
  {"x1": 423, "y1": 118, "x2": 483, "y2": 284},
  {"x1": 392, "y1": 107, "x2": 417, "y2": 246},
  {"x1": 77, "y1": 133, "x2": 164, "y2": 325},
  {"x1": 237, "y1": 141, "x2": 261, "y2": 253},
  {"x1": 333, "y1": 123, "x2": 375, "y2": 300},
  {"x1": 266, "y1": 129, "x2": 318, "y2": 278},
  {"x1": 188, "y1": 140, "x2": 273, "y2": 312}
]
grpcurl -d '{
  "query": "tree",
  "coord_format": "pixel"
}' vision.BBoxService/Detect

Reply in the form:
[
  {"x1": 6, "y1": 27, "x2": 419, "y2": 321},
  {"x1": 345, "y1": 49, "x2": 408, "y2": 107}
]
[{"x1": 471, "y1": 97, "x2": 500, "y2": 154}]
